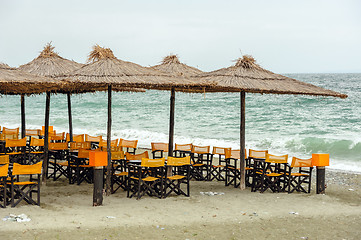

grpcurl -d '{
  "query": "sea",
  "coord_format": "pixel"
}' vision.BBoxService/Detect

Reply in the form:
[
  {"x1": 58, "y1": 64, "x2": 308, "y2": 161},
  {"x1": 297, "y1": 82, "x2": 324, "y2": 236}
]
[{"x1": 1, "y1": 73, "x2": 360, "y2": 173}]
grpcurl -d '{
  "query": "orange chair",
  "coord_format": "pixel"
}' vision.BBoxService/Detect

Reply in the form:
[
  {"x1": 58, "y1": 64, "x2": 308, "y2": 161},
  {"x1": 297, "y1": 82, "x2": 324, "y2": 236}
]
[
  {"x1": 111, "y1": 151, "x2": 127, "y2": 194},
  {"x1": 125, "y1": 151, "x2": 149, "y2": 162},
  {"x1": 252, "y1": 153, "x2": 288, "y2": 193},
  {"x1": 10, "y1": 161, "x2": 42, "y2": 207},
  {"x1": 127, "y1": 157, "x2": 166, "y2": 199},
  {"x1": 50, "y1": 132, "x2": 65, "y2": 142},
  {"x1": 66, "y1": 133, "x2": 84, "y2": 143},
  {"x1": 85, "y1": 134, "x2": 102, "y2": 149},
  {"x1": 3, "y1": 127, "x2": 19, "y2": 137},
  {"x1": 209, "y1": 147, "x2": 231, "y2": 181},
  {"x1": 25, "y1": 129, "x2": 41, "y2": 137},
  {"x1": 173, "y1": 143, "x2": 192, "y2": 158},
  {"x1": 0, "y1": 164, "x2": 9, "y2": 208},
  {"x1": 48, "y1": 142, "x2": 69, "y2": 181},
  {"x1": 288, "y1": 157, "x2": 313, "y2": 193},
  {"x1": 120, "y1": 139, "x2": 138, "y2": 154},
  {"x1": 99, "y1": 139, "x2": 119, "y2": 151},
  {"x1": 151, "y1": 142, "x2": 168, "y2": 159},
  {"x1": 28, "y1": 138, "x2": 44, "y2": 164},
  {"x1": 191, "y1": 145, "x2": 212, "y2": 181},
  {"x1": 5, "y1": 137, "x2": 27, "y2": 163},
  {"x1": 165, "y1": 156, "x2": 191, "y2": 197}
]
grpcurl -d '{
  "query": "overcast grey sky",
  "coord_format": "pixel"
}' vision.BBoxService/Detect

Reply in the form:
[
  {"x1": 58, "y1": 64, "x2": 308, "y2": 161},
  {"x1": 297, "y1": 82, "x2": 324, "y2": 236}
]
[{"x1": 0, "y1": 0, "x2": 360, "y2": 73}]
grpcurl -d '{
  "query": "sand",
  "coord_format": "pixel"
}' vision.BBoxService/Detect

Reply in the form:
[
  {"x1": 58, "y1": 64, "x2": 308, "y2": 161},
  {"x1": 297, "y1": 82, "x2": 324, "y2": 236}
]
[{"x1": 1, "y1": 169, "x2": 360, "y2": 240}]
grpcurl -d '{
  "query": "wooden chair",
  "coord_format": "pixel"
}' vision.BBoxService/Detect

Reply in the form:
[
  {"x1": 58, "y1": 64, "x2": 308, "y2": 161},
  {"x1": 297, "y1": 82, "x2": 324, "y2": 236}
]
[
  {"x1": 120, "y1": 139, "x2": 138, "y2": 154},
  {"x1": 3, "y1": 127, "x2": 19, "y2": 137},
  {"x1": 28, "y1": 138, "x2": 44, "y2": 164},
  {"x1": 165, "y1": 156, "x2": 191, "y2": 197},
  {"x1": 50, "y1": 132, "x2": 65, "y2": 142},
  {"x1": 48, "y1": 142, "x2": 69, "y2": 181},
  {"x1": 66, "y1": 133, "x2": 85, "y2": 143},
  {"x1": 225, "y1": 149, "x2": 241, "y2": 188},
  {"x1": 0, "y1": 164, "x2": 9, "y2": 208},
  {"x1": 99, "y1": 139, "x2": 119, "y2": 151},
  {"x1": 111, "y1": 151, "x2": 127, "y2": 194},
  {"x1": 10, "y1": 161, "x2": 42, "y2": 207},
  {"x1": 5, "y1": 137, "x2": 27, "y2": 164},
  {"x1": 173, "y1": 143, "x2": 192, "y2": 157},
  {"x1": 85, "y1": 134, "x2": 102, "y2": 149},
  {"x1": 151, "y1": 142, "x2": 168, "y2": 159},
  {"x1": 191, "y1": 145, "x2": 212, "y2": 181},
  {"x1": 209, "y1": 147, "x2": 231, "y2": 181},
  {"x1": 125, "y1": 151, "x2": 149, "y2": 161},
  {"x1": 127, "y1": 157, "x2": 166, "y2": 199},
  {"x1": 288, "y1": 157, "x2": 313, "y2": 193},
  {"x1": 252, "y1": 153, "x2": 288, "y2": 193}
]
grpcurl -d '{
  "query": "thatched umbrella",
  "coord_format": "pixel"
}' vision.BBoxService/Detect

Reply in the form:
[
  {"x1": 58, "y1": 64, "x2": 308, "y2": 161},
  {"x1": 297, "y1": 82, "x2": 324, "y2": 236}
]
[
  {"x1": 60, "y1": 45, "x2": 209, "y2": 203},
  {"x1": 18, "y1": 43, "x2": 84, "y2": 183},
  {"x1": 151, "y1": 55, "x2": 204, "y2": 155},
  {"x1": 0, "y1": 62, "x2": 61, "y2": 139},
  {"x1": 194, "y1": 55, "x2": 347, "y2": 189}
]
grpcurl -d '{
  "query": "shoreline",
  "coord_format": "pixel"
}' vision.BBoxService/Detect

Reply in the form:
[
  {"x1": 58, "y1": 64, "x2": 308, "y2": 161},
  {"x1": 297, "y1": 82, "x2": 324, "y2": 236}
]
[{"x1": 1, "y1": 162, "x2": 360, "y2": 239}]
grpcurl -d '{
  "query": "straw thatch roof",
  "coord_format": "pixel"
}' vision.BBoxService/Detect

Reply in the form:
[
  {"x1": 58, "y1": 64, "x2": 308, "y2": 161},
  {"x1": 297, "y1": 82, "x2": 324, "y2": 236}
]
[
  {"x1": 0, "y1": 62, "x2": 61, "y2": 95},
  {"x1": 18, "y1": 42, "x2": 83, "y2": 77},
  {"x1": 194, "y1": 55, "x2": 347, "y2": 98},
  {"x1": 58, "y1": 45, "x2": 211, "y2": 93},
  {"x1": 151, "y1": 54, "x2": 203, "y2": 77}
]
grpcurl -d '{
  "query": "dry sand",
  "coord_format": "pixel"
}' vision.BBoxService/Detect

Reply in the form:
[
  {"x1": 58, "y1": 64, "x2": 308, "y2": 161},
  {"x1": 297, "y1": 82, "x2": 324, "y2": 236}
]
[{"x1": 1, "y1": 170, "x2": 360, "y2": 240}]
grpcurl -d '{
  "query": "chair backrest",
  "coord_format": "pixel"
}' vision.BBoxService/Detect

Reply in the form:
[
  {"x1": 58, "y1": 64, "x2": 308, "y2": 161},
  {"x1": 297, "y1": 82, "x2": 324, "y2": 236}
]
[
  {"x1": 126, "y1": 151, "x2": 149, "y2": 161},
  {"x1": 66, "y1": 133, "x2": 84, "y2": 142},
  {"x1": 141, "y1": 157, "x2": 165, "y2": 167},
  {"x1": 85, "y1": 134, "x2": 102, "y2": 142},
  {"x1": 0, "y1": 155, "x2": 10, "y2": 164},
  {"x1": 5, "y1": 137, "x2": 27, "y2": 148},
  {"x1": 225, "y1": 149, "x2": 240, "y2": 159},
  {"x1": 30, "y1": 138, "x2": 44, "y2": 147},
  {"x1": 111, "y1": 151, "x2": 125, "y2": 160},
  {"x1": 121, "y1": 139, "x2": 138, "y2": 148},
  {"x1": 26, "y1": 129, "x2": 41, "y2": 136},
  {"x1": 99, "y1": 139, "x2": 119, "y2": 148},
  {"x1": 49, "y1": 142, "x2": 68, "y2": 150},
  {"x1": 291, "y1": 157, "x2": 312, "y2": 168},
  {"x1": 0, "y1": 164, "x2": 9, "y2": 177},
  {"x1": 167, "y1": 156, "x2": 191, "y2": 166},
  {"x1": 151, "y1": 142, "x2": 169, "y2": 152},
  {"x1": 69, "y1": 141, "x2": 91, "y2": 150},
  {"x1": 50, "y1": 132, "x2": 65, "y2": 141},
  {"x1": 266, "y1": 153, "x2": 288, "y2": 163},
  {"x1": 192, "y1": 145, "x2": 210, "y2": 154},
  {"x1": 212, "y1": 146, "x2": 231, "y2": 155},
  {"x1": 249, "y1": 149, "x2": 268, "y2": 159},
  {"x1": 174, "y1": 143, "x2": 192, "y2": 152},
  {"x1": 0, "y1": 133, "x2": 18, "y2": 140},
  {"x1": 3, "y1": 127, "x2": 19, "y2": 135},
  {"x1": 12, "y1": 161, "x2": 42, "y2": 176}
]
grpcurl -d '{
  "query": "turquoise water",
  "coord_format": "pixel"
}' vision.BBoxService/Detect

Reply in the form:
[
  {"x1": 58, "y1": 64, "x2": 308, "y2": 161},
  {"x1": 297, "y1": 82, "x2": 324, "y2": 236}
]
[{"x1": 1, "y1": 73, "x2": 360, "y2": 172}]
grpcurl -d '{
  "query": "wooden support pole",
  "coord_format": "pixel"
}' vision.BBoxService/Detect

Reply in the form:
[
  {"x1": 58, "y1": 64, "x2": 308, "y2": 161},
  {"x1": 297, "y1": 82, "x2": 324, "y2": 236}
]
[
  {"x1": 316, "y1": 166, "x2": 326, "y2": 194},
  {"x1": 105, "y1": 85, "x2": 112, "y2": 197},
  {"x1": 93, "y1": 167, "x2": 104, "y2": 206},
  {"x1": 239, "y1": 91, "x2": 246, "y2": 190},
  {"x1": 67, "y1": 92, "x2": 73, "y2": 142},
  {"x1": 21, "y1": 95, "x2": 26, "y2": 139},
  {"x1": 42, "y1": 92, "x2": 50, "y2": 184},
  {"x1": 168, "y1": 88, "x2": 175, "y2": 157}
]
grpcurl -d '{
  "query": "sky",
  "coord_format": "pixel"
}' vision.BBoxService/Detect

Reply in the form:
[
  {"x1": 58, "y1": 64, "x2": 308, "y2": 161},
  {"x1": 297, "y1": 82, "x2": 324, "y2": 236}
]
[{"x1": 0, "y1": 0, "x2": 360, "y2": 73}]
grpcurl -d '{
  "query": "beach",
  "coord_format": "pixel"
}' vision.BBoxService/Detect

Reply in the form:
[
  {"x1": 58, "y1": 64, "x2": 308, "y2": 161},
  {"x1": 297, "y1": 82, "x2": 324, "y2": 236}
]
[{"x1": 1, "y1": 168, "x2": 360, "y2": 240}]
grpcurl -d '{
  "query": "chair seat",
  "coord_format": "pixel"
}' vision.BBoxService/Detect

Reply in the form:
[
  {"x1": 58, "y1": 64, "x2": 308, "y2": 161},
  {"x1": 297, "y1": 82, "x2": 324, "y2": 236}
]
[
  {"x1": 29, "y1": 151, "x2": 44, "y2": 154},
  {"x1": 168, "y1": 175, "x2": 186, "y2": 180},
  {"x1": 291, "y1": 172, "x2": 309, "y2": 177},
  {"x1": 10, "y1": 181, "x2": 38, "y2": 186},
  {"x1": 130, "y1": 176, "x2": 159, "y2": 182},
  {"x1": 212, "y1": 165, "x2": 224, "y2": 168},
  {"x1": 266, "y1": 173, "x2": 283, "y2": 177},
  {"x1": 79, "y1": 165, "x2": 93, "y2": 168},
  {"x1": 7, "y1": 152, "x2": 22, "y2": 155},
  {"x1": 245, "y1": 167, "x2": 253, "y2": 170},
  {"x1": 115, "y1": 172, "x2": 128, "y2": 176}
]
